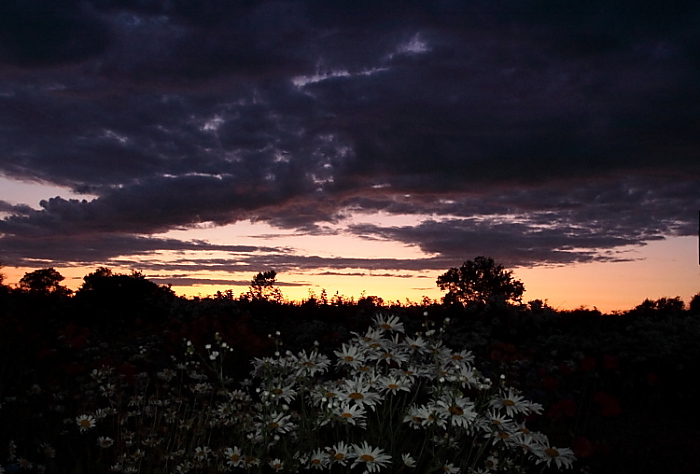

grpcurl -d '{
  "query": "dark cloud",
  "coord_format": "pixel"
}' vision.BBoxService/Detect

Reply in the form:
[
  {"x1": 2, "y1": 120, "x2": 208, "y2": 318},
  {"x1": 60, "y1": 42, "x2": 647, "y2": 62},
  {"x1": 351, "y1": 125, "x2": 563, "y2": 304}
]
[{"x1": 1, "y1": 1, "x2": 698, "y2": 278}]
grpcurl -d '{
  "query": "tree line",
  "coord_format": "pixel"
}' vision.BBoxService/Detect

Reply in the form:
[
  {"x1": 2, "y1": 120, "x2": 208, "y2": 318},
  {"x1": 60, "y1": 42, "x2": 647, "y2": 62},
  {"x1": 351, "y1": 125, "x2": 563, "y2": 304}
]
[{"x1": 1, "y1": 257, "x2": 699, "y2": 321}]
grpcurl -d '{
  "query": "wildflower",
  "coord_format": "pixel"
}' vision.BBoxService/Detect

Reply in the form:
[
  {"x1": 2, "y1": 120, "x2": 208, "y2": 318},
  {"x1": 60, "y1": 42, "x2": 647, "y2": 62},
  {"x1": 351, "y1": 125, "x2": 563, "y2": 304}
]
[
  {"x1": 334, "y1": 344, "x2": 366, "y2": 369},
  {"x1": 377, "y1": 374, "x2": 411, "y2": 395},
  {"x1": 436, "y1": 395, "x2": 477, "y2": 429},
  {"x1": 193, "y1": 446, "x2": 212, "y2": 461},
  {"x1": 404, "y1": 404, "x2": 438, "y2": 428},
  {"x1": 373, "y1": 314, "x2": 405, "y2": 333},
  {"x1": 334, "y1": 402, "x2": 368, "y2": 427},
  {"x1": 401, "y1": 453, "x2": 416, "y2": 468},
  {"x1": 402, "y1": 335, "x2": 429, "y2": 353},
  {"x1": 157, "y1": 368, "x2": 177, "y2": 381},
  {"x1": 269, "y1": 458, "x2": 284, "y2": 471},
  {"x1": 264, "y1": 382, "x2": 297, "y2": 404},
  {"x1": 223, "y1": 447, "x2": 242, "y2": 468},
  {"x1": 448, "y1": 349, "x2": 475, "y2": 365},
  {"x1": 18, "y1": 458, "x2": 33, "y2": 469},
  {"x1": 38, "y1": 442, "x2": 55, "y2": 458},
  {"x1": 442, "y1": 462, "x2": 460, "y2": 473},
  {"x1": 491, "y1": 388, "x2": 531, "y2": 417},
  {"x1": 482, "y1": 408, "x2": 515, "y2": 433},
  {"x1": 265, "y1": 411, "x2": 295, "y2": 434},
  {"x1": 352, "y1": 441, "x2": 392, "y2": 473},
  {"x1": 75, "y1": 414, "x2": 96, "y2": 432},
  {"x1": 97, "y1": 437, "x2": 114, "y2": 449},
  {"x1": 374, "y1": 347, "x2": 410, "y2": 366},
  {"x1": 307, "y1": 448, "x2": 329, "y2": 469},
  {"x1": 294, "y1": 349, "x2": 331, "y2": 377},
  {"x1": 328, "y1": 441, "x2": 353, "y2": 466},
  {"x1": 340, "y1": 378, "x2": 382, "y2": 409},
  {"x1": 534, "y1": 444, "x2": 576, "y2": 469}
]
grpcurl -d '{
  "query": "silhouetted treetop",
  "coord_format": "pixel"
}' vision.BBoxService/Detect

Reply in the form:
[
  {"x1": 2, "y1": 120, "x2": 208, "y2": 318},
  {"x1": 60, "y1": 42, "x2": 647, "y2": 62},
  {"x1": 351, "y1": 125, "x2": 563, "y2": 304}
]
[
  {"x1": 437, "y1": 256, "x2": 524, "y2": 307},
  {"x1": 18, "y1": 267, "x2": 72, "y2": 297},
  {"x1": 248, "y1": 270, "x2": 283, "y2": 303}
]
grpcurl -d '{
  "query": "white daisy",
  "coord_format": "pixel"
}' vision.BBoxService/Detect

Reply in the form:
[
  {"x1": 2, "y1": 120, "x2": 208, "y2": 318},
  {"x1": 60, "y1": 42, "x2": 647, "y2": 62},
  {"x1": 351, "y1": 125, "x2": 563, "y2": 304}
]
[
  {"x1": 373, "y1": 313, "x2": 405, "y2": 333},
  {"x1": 327, "y1": 440, "x2": 354, "y2": 466},
  {"x1": 352, "y1": 441, "x2": 392, "y2": 473},
  {"x1": 534, "y1": 444, "x2": 576, "y2": 469},
  {"x1": 75, "y1": 414, "x2": 96, "y2": 432}
]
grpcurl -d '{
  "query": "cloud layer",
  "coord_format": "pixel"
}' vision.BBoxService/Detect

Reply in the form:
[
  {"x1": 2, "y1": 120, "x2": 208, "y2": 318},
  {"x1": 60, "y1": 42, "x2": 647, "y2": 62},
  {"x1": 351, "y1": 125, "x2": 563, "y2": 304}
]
[{"x1": 1, "y1": 0, "x2": 699, "y2": 279}]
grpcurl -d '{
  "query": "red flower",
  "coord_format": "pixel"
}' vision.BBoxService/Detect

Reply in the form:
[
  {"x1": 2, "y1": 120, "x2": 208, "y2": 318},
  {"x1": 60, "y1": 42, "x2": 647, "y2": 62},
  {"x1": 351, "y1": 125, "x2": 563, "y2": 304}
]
[
  {"x1": 645, "y1": 372, "x2": 658, "y2": 385},
  {"x1": 593, "y1": 391, "x2": 622, "y2": 417},
  {"x1": 572, "y1": 436, "x2": 595, "y2": 458},
  {"x1": 118, "y1": 362, "x2": 137, "y2": 385},
  {"x1": 579, "y1": 356, "x2": 597, "y2": 372},
  {"x1": 542, "y1": 375, "x2": 559, "y2": 391},
  {"x1": 64, "y1": 362, "x2": 86, "y2": 375},
  {"x1": 546, "y1": 398, "x2": 576, "y2": 420},
  {"x1": 602, "y1": 354, "x2": 618, "y2": 370}
]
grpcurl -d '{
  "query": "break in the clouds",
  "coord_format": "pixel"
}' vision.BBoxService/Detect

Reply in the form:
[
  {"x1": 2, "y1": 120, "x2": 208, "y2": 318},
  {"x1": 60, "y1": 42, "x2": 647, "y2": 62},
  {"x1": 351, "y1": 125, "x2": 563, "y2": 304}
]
[{"x1": 1, "y1": 0, "x2": 699, "y2": 277}]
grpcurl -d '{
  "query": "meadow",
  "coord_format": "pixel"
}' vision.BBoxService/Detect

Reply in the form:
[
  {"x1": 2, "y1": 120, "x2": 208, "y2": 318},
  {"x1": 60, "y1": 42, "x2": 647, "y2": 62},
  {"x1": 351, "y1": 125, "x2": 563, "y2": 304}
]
[{"x1": 1, "y1": 277, "x2": 699, "y2": 473}]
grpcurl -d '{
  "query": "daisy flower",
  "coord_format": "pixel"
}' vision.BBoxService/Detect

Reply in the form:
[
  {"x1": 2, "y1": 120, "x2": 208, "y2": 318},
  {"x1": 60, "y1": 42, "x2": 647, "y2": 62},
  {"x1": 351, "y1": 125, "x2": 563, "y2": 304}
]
[
  {"x1": 75, "y1": 414, "x2": 96, "y2": 432},
  {"x1": 223, "y1": 447, "x2": 242, "y2": 468},
  {"x1": 327, "y1": 441, "x2": 353, "y2": 466},
  {"x1": 334, "y1": 402, "x2": 368, "y2": 428},
  {"x1": 442, "y1": 462, "x2": 460, "y2": 473},
  {"x1": 402, "y1": 335, "x2": 429, "y2": 353},
  {"x1": 401, "y1": 453, "x2": 417, "y2": 468},
  {"x1": 97, "y1": 436, "x2": 114, "y2": 448},
  {"x1": 307, "y1": 448, "x2": 330, "y2": 469},
  {"x1": 334, "y1": 343, "x2": 367, "y2": 369},
  {"x1": 269, "y1": 458, "x2": 284, "y2": 471},
  {"x1": 294, "y1": 350, "x2": 331, "y2": 377},
  {"x1": 491, "y1": 388, "x2": 530, "y2": 417},
  {"x1": 376, "y1": 374, "x2": 412, "y2": 395},
  {"x1": 264, "y1": 411, "x2": 295, "y2": 434},
  {"x1": 340, "y1": 378, "x2": 382, "y2": 409},
  {"x1": 436, "y1": 395, "x2": 477, "y2": 429},
  {"x1": 534, "y1": 444, "x2": 576, "y2": 469},
  {"x1": 373, "y1": 313, "x2": 405, "y2": 333},
  {"x1": 352, "y1": 441, "x2": 392, "y2": 473}
]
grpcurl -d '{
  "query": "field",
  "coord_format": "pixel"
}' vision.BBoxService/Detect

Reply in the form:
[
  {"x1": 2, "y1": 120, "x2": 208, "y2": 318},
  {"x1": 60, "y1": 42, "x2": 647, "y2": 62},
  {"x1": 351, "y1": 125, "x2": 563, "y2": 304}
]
[{"x1": 1, "y1": 287, "x2": 699, "y2": 473}]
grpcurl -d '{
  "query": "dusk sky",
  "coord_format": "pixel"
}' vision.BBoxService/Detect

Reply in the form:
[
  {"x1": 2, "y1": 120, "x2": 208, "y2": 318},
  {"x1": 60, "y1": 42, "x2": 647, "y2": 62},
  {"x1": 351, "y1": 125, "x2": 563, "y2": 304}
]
[{"x1": 1, "y1": 0, "x2": 699, "y2": 312}]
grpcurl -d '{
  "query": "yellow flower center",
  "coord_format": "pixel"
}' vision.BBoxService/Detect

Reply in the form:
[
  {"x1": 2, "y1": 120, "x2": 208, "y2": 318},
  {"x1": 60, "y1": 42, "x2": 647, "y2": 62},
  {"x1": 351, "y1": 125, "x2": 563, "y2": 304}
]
[
  {"x1": 380, "y1": 323, "x2": 391, "y2": 329},
  {"x1": 334, "y1": 453, "x2": 345, "y2": 461},
  {"x1": 448, "y1": 406, "x2": 464, "y2": 416},
  {"x1": 388, "y1": 384, "x2": 398, "y2": 390},
  {"x1": 79, "y1": 419, "x2": 92, "y2": 428},
  {"x1": 359, "y1": 454, "x2": 375, "y2": 462},
  {"x1": 343, "y1": 355, "x2": 354, "y2": 361},
  {"x1": 544, "y1": 447, "x2": 560, "y2": 458},
  {"x1": 341, "y1": 412, "x2": 353, "y2": 418},
  {"x1": 311, "y1": 459, "x2": 321, "y2": 465},
  {"x1": 271, "y1": 388, "x2": 283, "y2": 395},
  {"x1": 503, "y1": 399, "x2": 515, "y2": 406},
  {"x1": 348, "y1": 392, "x2": 364, "y2": 400},
  {"x1": 230, "y1": 454, "x2": 240, "y2": 462}
]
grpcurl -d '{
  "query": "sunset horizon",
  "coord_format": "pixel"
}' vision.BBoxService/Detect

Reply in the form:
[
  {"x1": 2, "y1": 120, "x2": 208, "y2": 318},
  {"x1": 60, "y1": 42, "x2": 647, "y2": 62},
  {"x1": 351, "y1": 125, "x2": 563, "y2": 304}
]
[{"x1": 1, "y1": 1, "x2": 698, "y2": 315}]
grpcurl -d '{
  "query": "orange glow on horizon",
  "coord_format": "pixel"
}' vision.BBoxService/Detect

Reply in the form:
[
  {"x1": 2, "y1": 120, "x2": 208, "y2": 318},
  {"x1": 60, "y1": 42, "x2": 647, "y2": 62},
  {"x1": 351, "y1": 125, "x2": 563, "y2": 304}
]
[{"x1": 2, "y1": 235, "x2": 697, "y2": 313}]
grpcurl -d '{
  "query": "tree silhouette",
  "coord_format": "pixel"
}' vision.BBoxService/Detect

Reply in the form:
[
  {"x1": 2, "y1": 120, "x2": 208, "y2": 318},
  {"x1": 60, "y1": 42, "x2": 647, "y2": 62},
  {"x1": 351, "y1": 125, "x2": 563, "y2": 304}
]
[
  {"x1": 436, "y1": 256, "x2": 524, "y2": 306},
  {"x1": 74, "y1": 267, "x2": 175, "y2": 325},
  {"x1": 18, "y1": 267, "x2": 72, "y2": 297},
  {"x1": 248, "y1": 270, "x2": 283, "y2": 302},
  {"x1": 690, "y1": 293, "x2": 700, "y2": 314}
]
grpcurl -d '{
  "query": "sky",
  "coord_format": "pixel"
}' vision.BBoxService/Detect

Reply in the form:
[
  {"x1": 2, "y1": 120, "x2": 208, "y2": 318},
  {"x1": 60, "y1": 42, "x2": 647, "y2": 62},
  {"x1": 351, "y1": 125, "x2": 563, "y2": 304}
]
[{"x1": 1, "y1": 0, "x2": 699, "y2": 312}]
